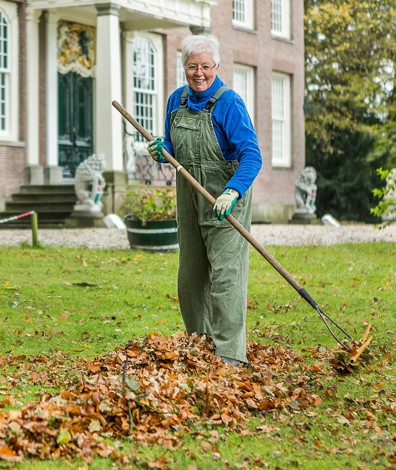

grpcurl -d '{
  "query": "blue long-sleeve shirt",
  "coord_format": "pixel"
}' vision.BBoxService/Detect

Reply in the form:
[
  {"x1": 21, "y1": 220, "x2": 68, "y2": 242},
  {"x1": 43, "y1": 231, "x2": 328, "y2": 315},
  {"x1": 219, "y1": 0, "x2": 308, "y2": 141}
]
[{"x1": 162, "y1": 76, "x2": 262, "y2": 198}]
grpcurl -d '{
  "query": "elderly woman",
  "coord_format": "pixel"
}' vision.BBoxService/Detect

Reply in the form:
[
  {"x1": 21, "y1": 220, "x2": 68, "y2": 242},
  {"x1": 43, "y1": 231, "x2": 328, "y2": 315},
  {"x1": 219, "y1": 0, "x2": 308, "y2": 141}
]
[{"x1": 148, "y1": 34, "x2": 262, "y2": 365}]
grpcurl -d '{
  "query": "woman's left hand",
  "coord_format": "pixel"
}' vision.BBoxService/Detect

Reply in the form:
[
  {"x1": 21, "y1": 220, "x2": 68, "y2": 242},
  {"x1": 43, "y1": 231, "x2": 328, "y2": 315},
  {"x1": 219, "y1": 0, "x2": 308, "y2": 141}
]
[{"x1": 214, "y1": 188, "x2": 239, "y2": 221}]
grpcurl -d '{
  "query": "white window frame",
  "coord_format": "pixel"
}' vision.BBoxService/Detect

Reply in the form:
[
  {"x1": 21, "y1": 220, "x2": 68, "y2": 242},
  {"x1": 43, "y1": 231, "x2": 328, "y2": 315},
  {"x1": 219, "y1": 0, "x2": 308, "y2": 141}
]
[
  {"x1": 233, "y1": 63, "x2": 255, "y2": 124},
  {"x1": 176, "y1": 51, "x2": 187, "y2": 89},
  {"x1": 124, "y1": 32, "x2": 164, "y2": 140},
  {"x1": 271, "y1": 0, "x2": 291, "y2": 40},
  {"x1": 271, "y1": 72, "x2": 291, "y2": 168},
  {"x1": 0, "y1": 1, "x2": 18, "y2": 142},
  {"x1": 232, "y1": 0, "x2": 254, "y2": 30}
]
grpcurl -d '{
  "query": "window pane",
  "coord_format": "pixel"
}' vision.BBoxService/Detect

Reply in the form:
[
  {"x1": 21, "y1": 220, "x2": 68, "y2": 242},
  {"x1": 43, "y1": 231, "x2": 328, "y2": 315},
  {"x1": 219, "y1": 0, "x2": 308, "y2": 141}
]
[
  {"x1": 272, "y1": 120, "x2": 283, "y2": 163},
  {"x1": 272, "y1": 77, "x2": 284, "y2": 119},
  {"x1": 133, "y1": 37, "x2": 155, "y2": 91},
  {"x1": 272, "y1": 0, "x2": 290, "y2": 38},
  {"x1": 134, "y1": 91, "x2": 154, "y2": 139},
  {"x1": 0, "y1": 73, "x2": 7, "y2": 131},
  {"x1": 0, "y1": 11, "x2": 8, "y2": 132},
  {"x1": 0, "y1": 14, "x2": 8, "y2": 70},
  {"x1": 233, "y1": 0, "x2": 245, "y2": 23},
  {"x1": 233, "y1": 0, "x2": 253, "y2": 29},
  {"x1": 133, "y1": 37, "x2": 156, "y2": 141},
  {"x1": 234, "y1": 68, "x2": 248, "y2": 103},
  {"x1": 272, "y1": 77, "x2": 284, "y2": 163},
  {"x1": 233, "y1": 64, "x2": 255, "y2": 123},
  {"x1": 272, "y1": 0, "x2": 282, "y2": 33},
  {"x1": 272, "y1": 74, "x2": 290, "y2": 166},
  {"x1": 176, "y1": 52, "x2": 186, "y2": 88}
]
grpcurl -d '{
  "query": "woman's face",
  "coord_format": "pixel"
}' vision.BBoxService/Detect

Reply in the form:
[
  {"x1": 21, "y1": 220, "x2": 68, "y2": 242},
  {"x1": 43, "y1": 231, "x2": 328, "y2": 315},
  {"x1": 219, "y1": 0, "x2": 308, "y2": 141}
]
[{"x1": 184, "y1": 52, "x2": 219, "y2": 93}]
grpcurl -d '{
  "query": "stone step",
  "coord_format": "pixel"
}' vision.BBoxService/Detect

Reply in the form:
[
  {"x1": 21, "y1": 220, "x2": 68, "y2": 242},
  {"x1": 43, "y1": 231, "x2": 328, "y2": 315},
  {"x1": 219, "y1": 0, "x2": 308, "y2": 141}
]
[
  {"x1": 1, "y1": 184, "x2": 100, "y2": 228},
  {"x1": 11, "y1": 193, "x2": 77, "y2": 203},
  {"x1": 5, "y1": 202, "x2": 75, "y2": 212},
  {"x1": 18, "y1": 184, "x2": 76, "y2": 195}
]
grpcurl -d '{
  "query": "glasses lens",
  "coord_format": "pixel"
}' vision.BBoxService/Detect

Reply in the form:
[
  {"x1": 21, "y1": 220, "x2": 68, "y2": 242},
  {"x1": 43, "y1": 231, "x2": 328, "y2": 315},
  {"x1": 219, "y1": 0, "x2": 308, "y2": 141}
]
[{"x1": 185, "y1": 64, "x2": 215, "y2": 72}]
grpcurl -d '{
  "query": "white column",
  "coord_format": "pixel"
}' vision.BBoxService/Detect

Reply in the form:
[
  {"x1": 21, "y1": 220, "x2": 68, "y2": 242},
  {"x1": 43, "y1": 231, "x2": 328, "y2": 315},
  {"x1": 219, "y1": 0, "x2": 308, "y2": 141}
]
[
  {"x1": 45, "y1": 12, "x2": 62, "y2": 184},
  {"x1": 25, "y1": 8, "x2": 43, "y2": 184},
  {"x1": 95, "y1": 4, "x2": 123, "y2": 172}
]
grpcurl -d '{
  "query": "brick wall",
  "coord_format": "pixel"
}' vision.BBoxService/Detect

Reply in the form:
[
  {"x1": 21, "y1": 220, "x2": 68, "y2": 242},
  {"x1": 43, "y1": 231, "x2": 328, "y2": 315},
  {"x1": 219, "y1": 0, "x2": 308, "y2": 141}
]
[
  {"x1": 0, "y1": 0, "x2": 26, "y2": 204},
  {"x1": 160, "y1": 0, "x2": 305, "y2": 221},
  {"x1": 1, "y1": 0, "x2": 305, "y2": 222},
  {"x1": 0, "y1": 146, "x2": 25, "y2": 200}
]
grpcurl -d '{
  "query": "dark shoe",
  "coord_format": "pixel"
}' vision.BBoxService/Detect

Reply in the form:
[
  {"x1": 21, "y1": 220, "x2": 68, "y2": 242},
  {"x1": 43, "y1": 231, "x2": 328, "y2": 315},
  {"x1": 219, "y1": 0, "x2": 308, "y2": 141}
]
[{"x1": 220, "y1": 356, "x2": 242, "y2": 366}]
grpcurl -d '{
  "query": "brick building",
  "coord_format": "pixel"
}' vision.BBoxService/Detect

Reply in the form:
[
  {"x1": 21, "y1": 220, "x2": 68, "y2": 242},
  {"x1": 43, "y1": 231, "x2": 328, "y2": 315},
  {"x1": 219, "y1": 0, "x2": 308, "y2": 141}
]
[{"x1": 0, "y1": 0, "x2": 304, "y2": 223}]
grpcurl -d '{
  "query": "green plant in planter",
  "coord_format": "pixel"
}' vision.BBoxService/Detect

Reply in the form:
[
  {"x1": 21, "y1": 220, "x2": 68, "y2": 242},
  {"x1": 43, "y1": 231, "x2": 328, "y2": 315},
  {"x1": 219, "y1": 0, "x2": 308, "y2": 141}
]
[{"x1": 123, "y1": 186, "x2": 177, "y2": 226}]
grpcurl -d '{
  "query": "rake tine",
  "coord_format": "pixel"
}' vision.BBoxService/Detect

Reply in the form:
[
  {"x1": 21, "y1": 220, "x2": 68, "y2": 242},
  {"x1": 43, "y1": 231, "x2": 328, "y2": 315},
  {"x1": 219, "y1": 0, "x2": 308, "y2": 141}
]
[
  {"x1": 299, "y1": 288, "x2": 354, "y2": 351},
  {"x1": 316, "y1": 306, "x2": 354, "y2": 341},
  {"x1": 315, "y1": 308, "x2": 352, "y2": 351}
]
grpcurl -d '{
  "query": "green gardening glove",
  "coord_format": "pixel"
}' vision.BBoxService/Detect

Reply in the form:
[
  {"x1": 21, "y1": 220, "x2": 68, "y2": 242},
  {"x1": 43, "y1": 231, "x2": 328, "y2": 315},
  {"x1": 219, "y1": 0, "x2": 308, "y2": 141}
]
[
  {"x1": 213, "y1": 188, "x2": 239, "y2": 221},
  {"x1": 147, "y1": 138, "x2": 164, "y2": 162}
]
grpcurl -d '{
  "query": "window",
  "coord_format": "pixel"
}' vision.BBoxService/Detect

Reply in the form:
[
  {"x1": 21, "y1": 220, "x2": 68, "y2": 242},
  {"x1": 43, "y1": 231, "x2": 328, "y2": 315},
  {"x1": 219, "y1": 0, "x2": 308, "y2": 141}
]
[
  {"x1": 0, "y1": 2, "x2": 18, "y2": 140},
  {"x1": 271, "y1": 0, "x2": 290, "y2": 39},
  {"x1": 232, "y1": 0, "x2": 254, "y2": 30},
  {"x1": 123, "y1": 33, "x2": 164, "y2": 141},
  {"x1": 233, "y1": 64, "x2": 255, "y2": 124},
  {"x1": 133, "y1": 36, "x2": 156, "y2": 140},
  {"x1": 0, "y1": 12, "x2": 8, "y2": 132},
  {"x1": 176, "y1": 51, "x2": 187, "y2": 88},
  {"x1": 271, "y1": 72, "x2": 291, "y2": 167}
]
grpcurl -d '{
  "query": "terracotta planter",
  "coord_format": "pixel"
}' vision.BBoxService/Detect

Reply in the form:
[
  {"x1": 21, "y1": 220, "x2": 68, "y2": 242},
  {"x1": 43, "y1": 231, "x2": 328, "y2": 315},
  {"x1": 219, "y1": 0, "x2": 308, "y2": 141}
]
[{"x1": 124, "y1": 215, "x2": 178, "y2": 251}]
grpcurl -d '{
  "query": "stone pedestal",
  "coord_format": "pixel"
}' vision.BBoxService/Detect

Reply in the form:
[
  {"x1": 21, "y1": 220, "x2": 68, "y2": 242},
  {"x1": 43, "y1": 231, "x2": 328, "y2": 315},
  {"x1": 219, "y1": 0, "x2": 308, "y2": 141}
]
[
  {"x1": 102, "y1": 170, "x2": 127, "y2": 214},
  {"x1": 65, "y1": 210, "x2": 106, "y2": 228},
  {"x1": 288, "y1": 213, "x2": 321, "y2": 225},
  {"x1": 44, "y1": 166, "x2": 63, "y2": 185},
  {"x1": 24, "y1": 165, "x2": 44, "y2": 185}
]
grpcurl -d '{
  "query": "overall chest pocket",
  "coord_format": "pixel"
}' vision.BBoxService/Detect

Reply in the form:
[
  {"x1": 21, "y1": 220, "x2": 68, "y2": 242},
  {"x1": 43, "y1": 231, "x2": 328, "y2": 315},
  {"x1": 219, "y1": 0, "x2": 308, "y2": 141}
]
[
  {"x1": 171, "y1": 115, "x2": 203, "y2": 160},
  {"x1": 173, "y1": 115, "x2": 201, "y2": 131}
]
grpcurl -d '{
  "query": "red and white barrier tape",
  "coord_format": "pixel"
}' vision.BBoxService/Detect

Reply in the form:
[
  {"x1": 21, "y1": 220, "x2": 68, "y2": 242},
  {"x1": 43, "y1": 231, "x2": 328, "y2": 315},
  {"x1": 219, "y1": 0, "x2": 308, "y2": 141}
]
[{"x1": 0, "y1": 211, "x2": 35, "y2": 225}]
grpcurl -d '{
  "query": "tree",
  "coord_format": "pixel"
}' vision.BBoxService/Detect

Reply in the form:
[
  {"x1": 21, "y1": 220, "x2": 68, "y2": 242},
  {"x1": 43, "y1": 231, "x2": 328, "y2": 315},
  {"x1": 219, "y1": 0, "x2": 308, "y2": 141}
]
[{"x1": 304, "y1": 0, "x2": 396, "y2": 221}]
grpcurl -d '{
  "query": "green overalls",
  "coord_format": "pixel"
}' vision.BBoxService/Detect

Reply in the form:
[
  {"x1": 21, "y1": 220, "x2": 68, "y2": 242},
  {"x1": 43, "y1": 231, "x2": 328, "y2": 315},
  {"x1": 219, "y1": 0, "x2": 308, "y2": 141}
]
[{"x1": 170, "y1": 86, "x2": 252, "y2": 363}]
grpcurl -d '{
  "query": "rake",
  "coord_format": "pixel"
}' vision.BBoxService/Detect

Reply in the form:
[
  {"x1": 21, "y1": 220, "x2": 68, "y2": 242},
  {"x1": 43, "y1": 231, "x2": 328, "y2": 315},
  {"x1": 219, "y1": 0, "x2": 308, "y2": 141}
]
[{"x1": 112, "y1": 100, "x2": 372, "y2": 366}]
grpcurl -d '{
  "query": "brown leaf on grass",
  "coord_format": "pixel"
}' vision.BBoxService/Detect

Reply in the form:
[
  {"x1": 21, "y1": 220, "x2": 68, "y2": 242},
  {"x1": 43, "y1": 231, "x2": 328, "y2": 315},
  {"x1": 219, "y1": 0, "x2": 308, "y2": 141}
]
[
  {"x1": 0, "y1": 444, "x2": 23, "y2": 462},
  {"x1": 0, "y1": 331, "x2": 392, "y2": 465},
  {"x1": 0, "y1": 396, "x2": 15, "y2": 408},
  {"x1": 147, "y1": 453, "x2": 168, "y2": 469}
]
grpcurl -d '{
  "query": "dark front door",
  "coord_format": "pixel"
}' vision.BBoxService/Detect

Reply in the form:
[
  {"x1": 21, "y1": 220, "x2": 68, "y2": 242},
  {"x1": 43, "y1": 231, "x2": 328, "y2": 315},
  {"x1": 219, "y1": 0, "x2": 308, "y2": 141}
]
[{"x1": 58, "y1": 72, "x2": 93, "y2": 178}]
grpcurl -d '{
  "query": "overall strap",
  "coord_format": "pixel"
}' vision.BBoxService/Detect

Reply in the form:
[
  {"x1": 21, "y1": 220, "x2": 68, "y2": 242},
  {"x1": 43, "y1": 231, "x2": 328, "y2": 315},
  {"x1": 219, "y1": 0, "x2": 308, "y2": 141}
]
[
  {"x1": 179, "y1": 85, "x2": 229, "y2": 111},
  {"x1": 204, "y1": 86, "x2": 229, "y2": 113},
  {"x1": 180, "y1": 86, "x2": 189, "y2": 108}
]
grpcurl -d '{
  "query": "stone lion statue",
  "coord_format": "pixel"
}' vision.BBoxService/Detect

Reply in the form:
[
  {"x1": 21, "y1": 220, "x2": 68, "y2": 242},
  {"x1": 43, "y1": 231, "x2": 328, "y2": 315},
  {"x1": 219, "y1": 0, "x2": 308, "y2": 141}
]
[
  {"x1": 74, "y1": 154, "x2": 106, "y2": 213},
  {"x1": 294, "y1": 166, "x2": 317, "y2": 215}
]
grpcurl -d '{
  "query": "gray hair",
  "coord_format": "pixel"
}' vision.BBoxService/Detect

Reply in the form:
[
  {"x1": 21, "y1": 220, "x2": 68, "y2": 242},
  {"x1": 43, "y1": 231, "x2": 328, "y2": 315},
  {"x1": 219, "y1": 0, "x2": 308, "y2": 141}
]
[{"x1": 182, "y1": 35, "x2": 220, "y2": 65}]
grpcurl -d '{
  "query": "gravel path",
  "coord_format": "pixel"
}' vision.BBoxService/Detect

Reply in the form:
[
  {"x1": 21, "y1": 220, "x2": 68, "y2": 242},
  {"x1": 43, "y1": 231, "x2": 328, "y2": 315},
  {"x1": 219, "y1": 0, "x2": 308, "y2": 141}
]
[{"x1": 0, "y1": 224, "x2": 395, "y2": 249}]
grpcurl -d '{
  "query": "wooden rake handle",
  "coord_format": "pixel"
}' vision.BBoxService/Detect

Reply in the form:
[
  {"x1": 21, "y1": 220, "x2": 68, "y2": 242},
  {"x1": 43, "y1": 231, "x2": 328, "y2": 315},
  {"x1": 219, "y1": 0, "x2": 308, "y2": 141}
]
[
  {"x1": 112, "y1": 100, "x2": 303, "y2": 293},
  {"x1": 113, "y1": 100, "x2": 360, "y2": 351}
]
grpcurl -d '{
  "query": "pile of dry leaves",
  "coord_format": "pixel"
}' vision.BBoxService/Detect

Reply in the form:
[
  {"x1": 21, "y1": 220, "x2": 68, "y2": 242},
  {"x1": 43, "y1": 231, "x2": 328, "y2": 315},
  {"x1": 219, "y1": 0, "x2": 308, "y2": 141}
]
[{"x1": 0, "y1": 332, "x2": 368, "y2": 464}]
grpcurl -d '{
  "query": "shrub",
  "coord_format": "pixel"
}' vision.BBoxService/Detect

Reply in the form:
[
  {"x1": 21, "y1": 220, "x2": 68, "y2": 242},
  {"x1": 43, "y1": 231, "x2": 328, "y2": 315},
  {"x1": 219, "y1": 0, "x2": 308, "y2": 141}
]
[
  {"x1": 371, "y1": 167, "x2": 396, "y2": 226},
  {"x1": 123, "y1": 186, "x2": 177, "y2": 226}
]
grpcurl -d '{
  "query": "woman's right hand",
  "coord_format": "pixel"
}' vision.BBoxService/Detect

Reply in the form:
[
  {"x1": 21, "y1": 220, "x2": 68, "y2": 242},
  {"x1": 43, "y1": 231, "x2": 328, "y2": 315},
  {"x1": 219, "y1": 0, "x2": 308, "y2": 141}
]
[{"x1": 147, "y1": 138, "x2": 164, "y2": 162}]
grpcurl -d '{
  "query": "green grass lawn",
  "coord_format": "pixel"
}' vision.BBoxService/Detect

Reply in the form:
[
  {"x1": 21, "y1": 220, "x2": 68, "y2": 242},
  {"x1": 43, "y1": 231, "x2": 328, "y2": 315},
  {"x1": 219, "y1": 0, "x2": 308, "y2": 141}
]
[{"x1": 0, "y1": 241, "x2": 394, "y2": 469}]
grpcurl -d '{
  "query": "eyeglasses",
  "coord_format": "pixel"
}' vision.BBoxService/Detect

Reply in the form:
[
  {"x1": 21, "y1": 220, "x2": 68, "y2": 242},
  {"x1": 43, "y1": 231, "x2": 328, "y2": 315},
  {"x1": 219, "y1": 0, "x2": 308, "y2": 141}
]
[{"x1": 184, "y1": 64, "x2": 217, "y2": 73}]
